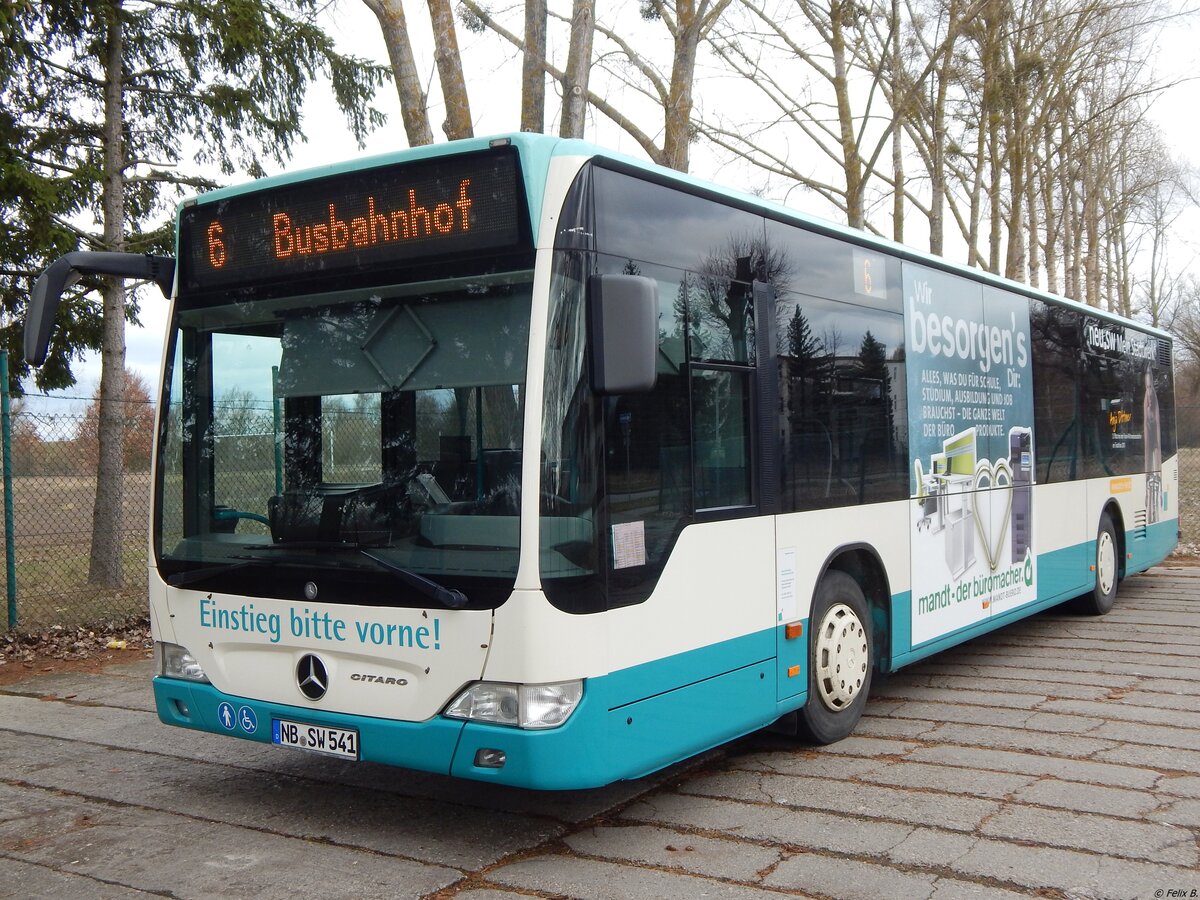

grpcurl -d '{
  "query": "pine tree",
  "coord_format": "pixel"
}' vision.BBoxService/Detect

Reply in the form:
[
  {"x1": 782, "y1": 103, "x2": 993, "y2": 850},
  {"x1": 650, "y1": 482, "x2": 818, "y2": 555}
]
[
  {"x1": 1, "y1": 0, "x2": 388, "y2": 586},
  {"x1": 786, "y1": 306, "x2": 820, "y2": 361}
]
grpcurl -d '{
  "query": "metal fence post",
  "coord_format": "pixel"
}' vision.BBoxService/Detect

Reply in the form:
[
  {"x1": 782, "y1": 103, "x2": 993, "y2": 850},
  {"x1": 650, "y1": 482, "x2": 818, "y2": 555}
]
[
  {"x1": 1, "y1": 350, "x2": 17, "y2": 628},
  {"x1": 272, "y1": 365, "x2": 283, "y2": 494}
]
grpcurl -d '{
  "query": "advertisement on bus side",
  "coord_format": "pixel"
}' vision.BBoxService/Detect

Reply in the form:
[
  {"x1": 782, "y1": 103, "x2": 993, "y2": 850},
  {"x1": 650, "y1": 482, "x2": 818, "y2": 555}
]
[{"x1": 904, "y1": 263, "x2": 1037, "y2": 645}]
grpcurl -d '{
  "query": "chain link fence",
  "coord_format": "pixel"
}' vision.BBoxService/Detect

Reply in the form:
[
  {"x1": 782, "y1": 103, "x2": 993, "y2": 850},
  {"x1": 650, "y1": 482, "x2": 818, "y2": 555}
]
[
  {"x1": 1, "y1": 393, "x2": 1198, "y2": 635},
  {"x1": 0, "y1": 394, "x2": 152, "y2": 631},
  {"x1": 0, "y1": 391, "x2": 387, "y2": 633},
  {"x1": 1178, "y1": 446, "x2": 1200, "y2": 554}
]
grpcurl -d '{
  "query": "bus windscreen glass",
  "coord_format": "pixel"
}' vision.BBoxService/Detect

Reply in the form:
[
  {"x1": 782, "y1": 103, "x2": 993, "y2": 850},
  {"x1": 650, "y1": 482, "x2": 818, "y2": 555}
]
[{"x1": 178, "y1": 148, "x2": 526, "y2": 295}]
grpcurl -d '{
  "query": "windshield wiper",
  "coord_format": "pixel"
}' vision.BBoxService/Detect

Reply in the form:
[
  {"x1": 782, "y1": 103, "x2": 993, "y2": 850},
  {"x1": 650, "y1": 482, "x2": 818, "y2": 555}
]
[
  {"x1": 259, "y1": 541, "x2": 469, "y2": 609},
  {"x1": 358, "y1": 549, "x2": 469, "y2": 609},
  {"x1": 165, "y1": 558, "x2": 264, "y2": 588}
]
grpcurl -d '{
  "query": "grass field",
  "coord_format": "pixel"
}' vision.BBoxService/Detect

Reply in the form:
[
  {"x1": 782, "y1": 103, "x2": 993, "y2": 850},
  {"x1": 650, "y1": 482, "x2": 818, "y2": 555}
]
[{"x1": 0, "y1": 472, "x2": 150, "y2": 630}]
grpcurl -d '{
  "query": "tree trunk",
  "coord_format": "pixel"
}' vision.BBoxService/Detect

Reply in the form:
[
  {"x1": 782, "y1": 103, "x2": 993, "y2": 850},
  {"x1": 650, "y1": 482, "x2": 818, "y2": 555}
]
[
  {"x1": 1106, "y1": 156, "x2": 1132, "y2": 317},
  {"x1": 663, "y1": 1, "x2": 702, "y2": 172},
  {"x1": 89, "y1": 0, "x2": 127, "y2": 588},
  {"x1": 1004, "y1": 134, "x2": 1025, "y2": 281},
  {"x1": 1004, "y1": 74, "x2": 1027, "y2": 282},
  {"x1": 890, "y1": 0, "x2": 903, "y2": 243},
  {"x1": 365, "y1": 0, "x2": 435, "y2": 146},
  {"x1": 559, "y1": 0, "x2": 594, "y2": 138},
  {"x1": 1040, "y1": 119, "x2": 1058, "y2": 294},
  {"x1": 427, "y1": 0, "x2": 472, "y2": 140},
  {"x1": 987, "y1": 114, "x2": 1002, "y2": 275},
  {"x1": 1025, "y1": 149, "x2": 1040, "y2": 289},
  {"x1": 1060, "y1": 108, "x2": 1078, "y2": 299},
  {"x1": 928, "y1": 0, "x2": 961, "y2": 257},
  {"x1": 457, "y1": 0, "x2": 665, "y2": 161},
  {"x1": 1083, "y1": 154, "x2": 1100, "y2": 307},
  {"x1": 985, "y1": 66, "x2": 1002, "y2": 275},
  {"x1": 1147, "y1": 224, "x2": 1163, "y2": 326},
  {"x1": 829, "y1": 2, "x2": 863, "y2": 228},
  {"x1": 522, "y1": 0, "x2": 547, "y2": 132},
  {"x1": 928, "y1": 91, "x2": 946, "y2": 256},
  {"x1": 966, "y1": 121, "x2": 985, "y2": 268}
]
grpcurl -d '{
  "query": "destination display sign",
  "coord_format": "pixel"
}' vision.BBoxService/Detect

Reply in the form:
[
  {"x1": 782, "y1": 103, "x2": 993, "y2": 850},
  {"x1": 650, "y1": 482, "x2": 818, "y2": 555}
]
[{"x1": 178, "y1": 147, "x2": 526, "y2": 295}]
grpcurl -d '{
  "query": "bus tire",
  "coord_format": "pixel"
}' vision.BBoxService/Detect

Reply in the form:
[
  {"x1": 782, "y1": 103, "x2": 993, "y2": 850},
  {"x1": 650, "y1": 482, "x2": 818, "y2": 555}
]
[
  {"x1": 1077, "y1": 511, "x2": 1120, "y2": 616},
  {"x1": 798, "y1": 570, "x2": 873, "y2": 744}
]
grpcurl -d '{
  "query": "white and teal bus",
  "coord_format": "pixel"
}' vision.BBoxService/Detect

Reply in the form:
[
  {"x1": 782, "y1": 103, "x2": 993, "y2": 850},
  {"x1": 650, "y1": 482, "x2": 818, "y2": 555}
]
[{"x1": 26, "y1": 134, "x2": 1178, "y2": 789}]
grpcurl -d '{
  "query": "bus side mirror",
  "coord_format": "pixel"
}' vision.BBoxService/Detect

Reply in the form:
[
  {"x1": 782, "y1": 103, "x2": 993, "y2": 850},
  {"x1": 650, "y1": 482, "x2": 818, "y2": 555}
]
[
  {"x1": 25, "y1": 251, "x2": 175, "y2": 366},
  {"x1": 588, "y1": 274, "x2": 657, "y2": 395}
]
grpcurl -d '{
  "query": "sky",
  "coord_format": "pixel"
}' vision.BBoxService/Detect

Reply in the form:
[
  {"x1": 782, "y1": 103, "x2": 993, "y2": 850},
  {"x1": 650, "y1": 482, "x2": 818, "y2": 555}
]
[{"x1": 34, "y1": 0, "x2": 1200, "y2": 408}]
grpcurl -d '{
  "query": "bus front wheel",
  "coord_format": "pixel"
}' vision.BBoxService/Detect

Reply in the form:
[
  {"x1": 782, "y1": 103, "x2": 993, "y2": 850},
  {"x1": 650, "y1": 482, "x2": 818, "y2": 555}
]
[{"x1": 798, "y1": 570, "x2": 873, "y2": 744}]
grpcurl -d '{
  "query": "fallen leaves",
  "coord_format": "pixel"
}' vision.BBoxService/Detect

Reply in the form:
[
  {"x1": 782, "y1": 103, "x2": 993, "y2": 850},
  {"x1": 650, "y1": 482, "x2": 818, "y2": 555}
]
[{"x1": 0, "y1": 614, "x2": 150, "y2": 669}]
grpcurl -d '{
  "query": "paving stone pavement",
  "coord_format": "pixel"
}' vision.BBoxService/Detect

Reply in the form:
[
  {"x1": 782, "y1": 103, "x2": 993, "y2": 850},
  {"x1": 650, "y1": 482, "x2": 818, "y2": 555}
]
[{"x1": 1, "y1": 566, "x2": 1198, "y2": 899}]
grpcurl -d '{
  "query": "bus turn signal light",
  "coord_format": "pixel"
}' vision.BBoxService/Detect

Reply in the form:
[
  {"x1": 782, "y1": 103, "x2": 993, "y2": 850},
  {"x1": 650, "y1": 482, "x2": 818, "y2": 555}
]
[{"x1": 785, "y1": 622, "x2": 804, "y2": 640}]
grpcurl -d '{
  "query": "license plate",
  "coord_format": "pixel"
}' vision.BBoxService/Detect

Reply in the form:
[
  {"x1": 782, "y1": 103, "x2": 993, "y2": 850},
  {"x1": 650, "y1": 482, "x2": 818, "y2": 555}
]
[{"x1": 271, "y1": 718, "x2": 359, "y2": 760}]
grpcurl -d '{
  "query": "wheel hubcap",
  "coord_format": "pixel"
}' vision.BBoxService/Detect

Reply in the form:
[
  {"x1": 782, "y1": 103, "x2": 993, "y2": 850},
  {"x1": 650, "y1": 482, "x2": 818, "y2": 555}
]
[
  {"x1": 1097, "y1": 531, "x2": 1116, "y2": 596},
  {"x1": 815, "y1": 603, "x2": 868, "y2": 711}
]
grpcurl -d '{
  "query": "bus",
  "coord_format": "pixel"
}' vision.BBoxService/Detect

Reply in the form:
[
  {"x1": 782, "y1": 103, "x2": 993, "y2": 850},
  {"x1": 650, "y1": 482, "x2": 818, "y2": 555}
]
[{"x1": 25, "y1": 134, "x2": 1178, "y2": 789}]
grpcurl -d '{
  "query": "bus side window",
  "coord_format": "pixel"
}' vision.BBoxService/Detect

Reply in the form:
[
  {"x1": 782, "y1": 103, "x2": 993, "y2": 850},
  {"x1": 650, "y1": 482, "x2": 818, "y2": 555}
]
[
  {"x1": 1030, "y1": 300, "x2": 1081, "y2": 483},
  {"x1": 776, "y1": 293, "x2": 906, "y2": 510}
]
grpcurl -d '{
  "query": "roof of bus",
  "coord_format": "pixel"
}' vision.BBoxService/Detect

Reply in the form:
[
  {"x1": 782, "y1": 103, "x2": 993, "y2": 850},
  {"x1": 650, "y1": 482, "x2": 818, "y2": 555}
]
[{"x1": 178, "y1": 132, "x2": 1170, "y2": 341}]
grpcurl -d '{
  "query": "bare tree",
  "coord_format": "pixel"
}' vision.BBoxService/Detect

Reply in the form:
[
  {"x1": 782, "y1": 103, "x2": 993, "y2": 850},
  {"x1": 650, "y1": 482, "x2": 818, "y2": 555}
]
[
  {"x1": 461, "y1": 0, "x2": 731, "y2": 166},
  {"x1": 699, "y1": 0, "x2": 884, "y2": 227},
  {"x1": 1127, "y1": 146, "x2": 1195, "y2": 326},
  {"x1": 429, "y1": 0, "x2": 473, "y2": 139},
  {"x1": 362, "y1": 0, "x2": 435, "y2": 145},
  {"x1": 450, "y1": 1, "x2": 599, "y2": 139},
  {"x1": 523, "y1": 0, "x2": 548, "y2": 131},
  {"x1": 365, "y1": 0, "x2": 475, "y2": 144},
  {"x1": 906, "y1": 0, "x2": 1178, "y2": 305},
  {"x1": 559, "y1": 0, "x2": 594, "y2": 138},
  {"x1": 888, "y1": 0, "x2": 976, "y2": 253},
  {"x1": 700, "y1": 0, "x2": 987, "y2": 237},
  {"x1": 655, "y1": 0, "x2": 736, "y2": 171},
  {"x1": 1172, "y1": 276, "x2": 1200, "y2": 376}
]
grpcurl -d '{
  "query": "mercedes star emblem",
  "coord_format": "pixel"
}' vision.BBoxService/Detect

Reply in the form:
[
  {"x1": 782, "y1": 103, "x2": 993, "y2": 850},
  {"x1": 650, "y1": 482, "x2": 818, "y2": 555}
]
[{"x1": 296, "y1": 654, "x2": 329, "y2": 701}]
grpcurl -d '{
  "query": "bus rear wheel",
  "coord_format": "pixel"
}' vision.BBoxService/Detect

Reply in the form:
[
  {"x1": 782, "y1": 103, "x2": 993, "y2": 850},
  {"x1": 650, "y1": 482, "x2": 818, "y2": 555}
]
[
  {"x1": 1076, "y1": 512, "x2": 1120, "y2": 616},
  {"x1": 798, "y1": 570, "x2": 873, "y2": 744}
]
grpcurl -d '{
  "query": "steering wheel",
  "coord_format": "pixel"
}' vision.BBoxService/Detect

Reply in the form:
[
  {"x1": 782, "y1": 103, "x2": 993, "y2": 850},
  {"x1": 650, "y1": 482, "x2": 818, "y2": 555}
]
[
  {"x1": 540, "y1": 491, "x2": 574, "y2": 515},
  {"x1": 213, "y1": 508, "x2": 271, "y2": 530}
]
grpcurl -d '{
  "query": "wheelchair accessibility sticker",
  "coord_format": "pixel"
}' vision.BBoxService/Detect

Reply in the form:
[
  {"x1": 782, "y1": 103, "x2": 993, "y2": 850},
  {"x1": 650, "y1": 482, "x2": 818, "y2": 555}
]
[{"x1": 216, "y1": 702, "x2": 258, "y2": 734}]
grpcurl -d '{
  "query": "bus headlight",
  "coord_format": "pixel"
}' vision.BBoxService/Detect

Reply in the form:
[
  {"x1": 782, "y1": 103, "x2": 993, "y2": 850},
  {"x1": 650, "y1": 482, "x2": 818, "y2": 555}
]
[
  {"x1": 154, "y1": 641, "x2": 210, "y2": 683},
  {"x1": 444, "y1": 680, "x2": 582, "y2": 729}
]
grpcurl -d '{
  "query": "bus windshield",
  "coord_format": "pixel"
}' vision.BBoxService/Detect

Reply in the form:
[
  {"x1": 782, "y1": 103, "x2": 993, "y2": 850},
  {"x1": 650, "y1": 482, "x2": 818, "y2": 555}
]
[{"x1": 154, "y1": 270, "x2": 533, "y2": 607}]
